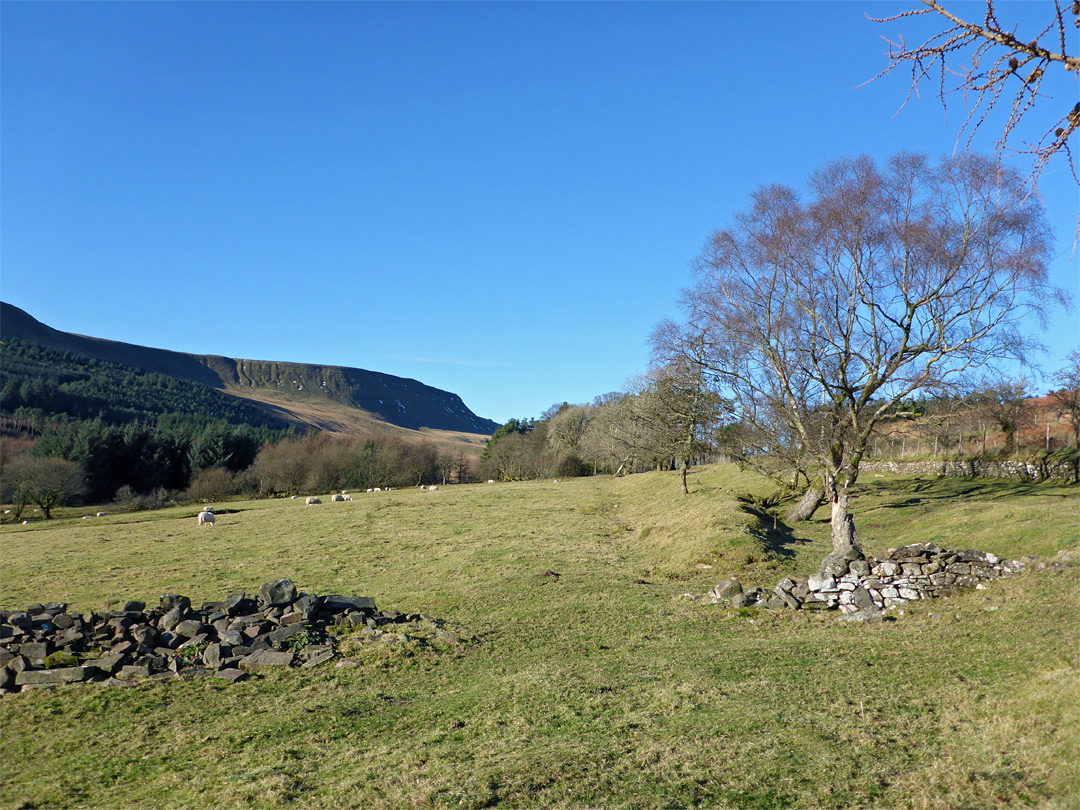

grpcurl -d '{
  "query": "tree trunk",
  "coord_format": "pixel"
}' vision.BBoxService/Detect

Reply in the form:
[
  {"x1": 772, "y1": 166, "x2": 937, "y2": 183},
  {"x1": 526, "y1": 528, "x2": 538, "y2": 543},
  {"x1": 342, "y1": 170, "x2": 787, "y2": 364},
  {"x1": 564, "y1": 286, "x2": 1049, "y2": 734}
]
[
  {"x1": 785, "y1": 484, "x2": 824, "y2": 523},
  {"x1": 829, "y1": 491, "x2": 858, "y2": 555},
  {"x1": 818, "y1": 476, "x2": 864, "y2": 575},
  {"x1": 680, "y1": 465, "x2": 689, "y2": 495}
]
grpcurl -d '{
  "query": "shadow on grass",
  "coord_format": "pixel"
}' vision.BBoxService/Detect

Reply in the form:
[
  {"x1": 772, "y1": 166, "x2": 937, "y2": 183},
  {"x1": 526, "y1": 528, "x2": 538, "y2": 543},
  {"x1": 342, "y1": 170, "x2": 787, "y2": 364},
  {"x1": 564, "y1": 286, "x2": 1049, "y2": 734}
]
[
  {"x1": 734, "y1": 496, "x2": 800, "y2": 560},
  {"x1": 856, "y1": 475, "x2": 1077, "y2": 512}
]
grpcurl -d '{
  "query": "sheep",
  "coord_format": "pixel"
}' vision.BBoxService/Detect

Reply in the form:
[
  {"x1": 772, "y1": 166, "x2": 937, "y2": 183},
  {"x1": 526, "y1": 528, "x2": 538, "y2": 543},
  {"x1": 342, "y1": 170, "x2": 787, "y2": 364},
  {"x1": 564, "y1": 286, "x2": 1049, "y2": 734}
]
[
  {"x1": 343, "y1": 494, "x2": 354, "y2": 502},
  {"x1": 306, "y1": 496, "x2": 322, "y2": 505},
  {"x1": 366, "y1": 488, "x2": 374, "y2": 493},
  {"x1": 96, "y1": 512, "x2": 106, "y2": 517},
  {"x1": 429, "y1": 485, "x2": 438, "y2": 491},
  {"x1": 421, "y1": 485, "x2": 428, "y2": 491},
  {"x1": 197, "y1": 510, "x2": 215, "y2": 527},
  {"x1": 331, "y1": 494, "x2": 345, "y2": 503},
  {"x1": 291, "y1": 495, "x2": 298, "y2": 500},
  {"x1": 373, "y1": 488, "x2": 382, "y2": 493},
  {"x1": 341, "y1": 490, "x2": 349, "y2": 495}
]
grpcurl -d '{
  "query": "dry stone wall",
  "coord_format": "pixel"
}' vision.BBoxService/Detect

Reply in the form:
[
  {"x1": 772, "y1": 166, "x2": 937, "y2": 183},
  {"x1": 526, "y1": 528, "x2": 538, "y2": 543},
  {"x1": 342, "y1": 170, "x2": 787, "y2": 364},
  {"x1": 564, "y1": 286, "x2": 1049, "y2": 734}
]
[
  {"x1": 708, "y1": 543, "x2": 1029, "y2": 619},
  {"x1": 0, "y1": 579, "x2": 454, "y2": 695},
  {"x1": 861, "y1": 459, "x2": 1076, "y2": 482}
]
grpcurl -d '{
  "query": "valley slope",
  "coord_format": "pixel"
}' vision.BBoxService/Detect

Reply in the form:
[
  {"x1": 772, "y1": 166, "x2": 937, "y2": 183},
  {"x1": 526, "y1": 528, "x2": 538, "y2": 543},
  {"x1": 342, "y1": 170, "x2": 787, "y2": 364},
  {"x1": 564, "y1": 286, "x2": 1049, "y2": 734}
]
[{"x1": 0, "y1": 302, "x2": 497, "y2": 446}]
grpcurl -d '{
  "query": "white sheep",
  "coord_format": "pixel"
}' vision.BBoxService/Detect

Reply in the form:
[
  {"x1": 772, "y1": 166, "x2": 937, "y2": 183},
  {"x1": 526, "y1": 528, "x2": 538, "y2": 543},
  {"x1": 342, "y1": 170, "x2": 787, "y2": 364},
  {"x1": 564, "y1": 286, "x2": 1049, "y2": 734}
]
[
  {"x1": 373, "y1": 487, "x2": 382, "y2": 493},
  {"x1": 421, "y1": 485, "x2": 428, "y2": 491},
  {"x1": 331, "y1": 494, "x2": 345, "y2": 502},
  {"x1": 96, "y1": 512, "x2": 106, "y2": 517},
  {"x1": 306, "y1": 496, "x2": 322, "y2": 505},
  {"x1": 343, "y1": 494, "x2": 354, "y2": 502},
  {"x1": 198, "y1": 510, "x2": 215, "y2": 527},
  {"x1": 429, "y1": 485, "x2": 438, "y2": 491}
]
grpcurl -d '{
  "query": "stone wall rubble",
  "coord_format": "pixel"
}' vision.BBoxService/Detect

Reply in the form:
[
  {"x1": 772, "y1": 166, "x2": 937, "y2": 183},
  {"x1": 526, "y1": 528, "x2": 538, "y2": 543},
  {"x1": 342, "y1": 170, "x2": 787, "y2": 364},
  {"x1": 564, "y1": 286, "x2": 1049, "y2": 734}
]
[
  {"x1": 709, "y1": 543, "x2": 1029, "y2": 616},
  {"x1": 0, "y1": 579, "x2": 445, "y2": 695}
]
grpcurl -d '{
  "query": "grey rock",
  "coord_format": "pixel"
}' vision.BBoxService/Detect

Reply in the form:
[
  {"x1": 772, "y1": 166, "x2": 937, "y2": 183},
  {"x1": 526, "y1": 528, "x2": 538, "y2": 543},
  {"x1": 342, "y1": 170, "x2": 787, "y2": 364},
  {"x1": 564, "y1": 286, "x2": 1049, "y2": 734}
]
[
  {"x1": 215, "y1": 667, "x2": 248, "y2": 682},
  {"x1": 239, "y1": 649, "x2": 295, "y2": 670},
  {"x1": 267, "y1": 624, "x2": 306, "y2": 647},
  {"x1": 258, "y1": 579, "x2": 298, "y2": 608},
  {"x1": 159, "y1": 594, "x2": 191, "y2": 613},
  {"x1": 8, "y1": 613, "x2": 33, "y2": 632},
  {"x1": 807, "y1": 573, "x2": 836, "y2": 593},
  {"x1": 712, "y1": 579, "x2": 744, "y2": 599},
  {"x1": 19, "y1": 642, "x2": 48, "y2": 666},
  {"x1": 159, "y1": 606, "x2": 187, "y2": 633},
  {"x1": 301, "y1": 649, "x2": 336, "y2": 668},
  {"x1": 225, "y1": 594, "x2": 258, "y2": 616},
  {"x1": 203, "y1": 643, "x2": 228, "y2": 669},
  {"x1": 279, "y1": 610, "x2": 305, "y2": 626},
  {"x1": 293, "y1": 593, "x2": 319, "y2": 618},
  {"x1": 775, "y1": 589, "x2": 801, "y2": 609},
  {"x1": 321, "y1": 595, "x2": 377, "y2": 613},
  {"x1": 220, "y1": 630, "x2": 244, "y2": 647},
  {"x1": 174, "y1": 620, "x2": 205, "y2": 638},
  {"x1": 731, "y1": 592, "x2": 754, "y2": 609},
  {"x1": 84, "y1": 653, "x2": 127, "y2": 674},
  {"x1": 848, "y1": 559, "x2": 871, "y2": 577},
  {"x1": 853, "y1": 587, "x2": 876, "y2": 610},
  {"x1": 52, "y1": 613, "x2": 75, "y2": 630},
  {"x1": 16, "y1": 665, "x2": 99, "y2": 685},
  {"x1": 837, "y1": 609, "x2": 884, "y2": 624}
]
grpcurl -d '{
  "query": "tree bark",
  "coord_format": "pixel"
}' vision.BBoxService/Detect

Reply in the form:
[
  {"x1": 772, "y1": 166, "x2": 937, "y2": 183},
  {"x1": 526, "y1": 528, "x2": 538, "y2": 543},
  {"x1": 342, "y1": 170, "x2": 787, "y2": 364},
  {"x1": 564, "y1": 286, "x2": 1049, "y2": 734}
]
[
  {"x1": 829, "y1": 491, "x2": 858, "y2": 555},
  {"x1": 680, "y1": 465, "x2": 689, "y2": 495},
  {"x1": 818, "y1": 476, "x2": 865, "y2": 575},
  {"x1": 784, "y1": 484, "x2": 825, "y2": 523}
]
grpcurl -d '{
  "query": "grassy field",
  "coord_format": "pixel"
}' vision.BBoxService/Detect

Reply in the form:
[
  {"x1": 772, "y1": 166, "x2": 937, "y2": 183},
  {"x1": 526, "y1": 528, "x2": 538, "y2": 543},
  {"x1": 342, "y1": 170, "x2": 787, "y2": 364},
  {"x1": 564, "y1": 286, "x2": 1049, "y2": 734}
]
[{"x1": 1, "y1": 466, "x2": 1077, "y2": 809}]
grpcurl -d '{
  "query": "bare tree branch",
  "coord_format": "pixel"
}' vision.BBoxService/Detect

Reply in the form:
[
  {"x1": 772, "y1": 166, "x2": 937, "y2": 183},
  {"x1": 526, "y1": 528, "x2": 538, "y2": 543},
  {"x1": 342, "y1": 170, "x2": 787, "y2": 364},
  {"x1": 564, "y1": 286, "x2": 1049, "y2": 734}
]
[{"x1": 867, "y1": 0, "x2": 1079, "y2": 195}]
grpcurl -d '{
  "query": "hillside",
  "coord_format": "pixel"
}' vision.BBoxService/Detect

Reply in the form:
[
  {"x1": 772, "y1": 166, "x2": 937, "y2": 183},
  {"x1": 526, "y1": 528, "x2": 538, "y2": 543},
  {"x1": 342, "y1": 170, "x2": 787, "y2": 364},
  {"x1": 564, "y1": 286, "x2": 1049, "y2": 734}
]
[{"x1": 0, "y1": 302, "x2": 497, "y2": 439}]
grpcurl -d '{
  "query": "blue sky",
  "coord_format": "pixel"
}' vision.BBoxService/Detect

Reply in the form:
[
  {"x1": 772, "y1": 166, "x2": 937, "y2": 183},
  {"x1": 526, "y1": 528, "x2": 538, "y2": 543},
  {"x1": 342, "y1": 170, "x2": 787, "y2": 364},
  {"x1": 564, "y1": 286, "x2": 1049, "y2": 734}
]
[{"x1": 2, "y1": 1, "x2": 1077, "y2": 425}]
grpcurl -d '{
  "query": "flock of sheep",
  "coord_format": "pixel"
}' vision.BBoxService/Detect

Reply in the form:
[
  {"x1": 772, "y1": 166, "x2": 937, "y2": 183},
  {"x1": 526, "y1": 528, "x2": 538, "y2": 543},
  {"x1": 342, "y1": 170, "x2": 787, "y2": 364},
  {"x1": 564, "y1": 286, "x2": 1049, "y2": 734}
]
[{"x1": 194, "y1": 485, "x2": 442, "y2": 527}]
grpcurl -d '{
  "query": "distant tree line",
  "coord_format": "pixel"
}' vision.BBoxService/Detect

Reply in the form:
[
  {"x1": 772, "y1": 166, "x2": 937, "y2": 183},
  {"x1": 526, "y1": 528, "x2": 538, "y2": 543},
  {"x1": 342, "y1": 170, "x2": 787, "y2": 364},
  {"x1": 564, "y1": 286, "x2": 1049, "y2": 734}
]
[{"x1": 17, "y1": 417, "x2": 282, "y2": 503}]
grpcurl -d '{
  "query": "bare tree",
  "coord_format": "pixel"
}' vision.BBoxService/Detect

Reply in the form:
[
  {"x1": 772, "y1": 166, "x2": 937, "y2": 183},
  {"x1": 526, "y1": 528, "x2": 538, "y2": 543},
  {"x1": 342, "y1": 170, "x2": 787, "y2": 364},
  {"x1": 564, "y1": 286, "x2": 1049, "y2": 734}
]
[
  {"x1": 1050, "y1": 348, "x2": 1080, "y2": 448},
  {"x1": 971, "y1": 376, "x2": 1031, "y2": 454},
  {"x1": 545, "y1": 404, "x2": 592, "y2": 456},
  {"x1": 578, "y1": 394, "x2": 650, "y2": 477},
  {"x1": 648, "y1": 322, "x2": 732, "y2": 494},
  {"x1": 3, "y1": 456, "x2": 86, "y2": 519},
  {"x1": 674, "y1": 152, "x2": 1058, "y2": 572},
  {"x1": 870, "y1": 0, "x2": 1079, "y2": 195}
]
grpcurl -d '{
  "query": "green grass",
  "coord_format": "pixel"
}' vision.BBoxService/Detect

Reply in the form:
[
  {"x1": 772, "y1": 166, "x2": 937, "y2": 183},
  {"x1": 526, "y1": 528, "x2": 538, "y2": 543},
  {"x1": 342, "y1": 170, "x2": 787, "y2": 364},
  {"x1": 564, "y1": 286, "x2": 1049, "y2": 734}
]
[{"x1": 1, "y1": 467, "x2": 1077, "y2": 809}]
